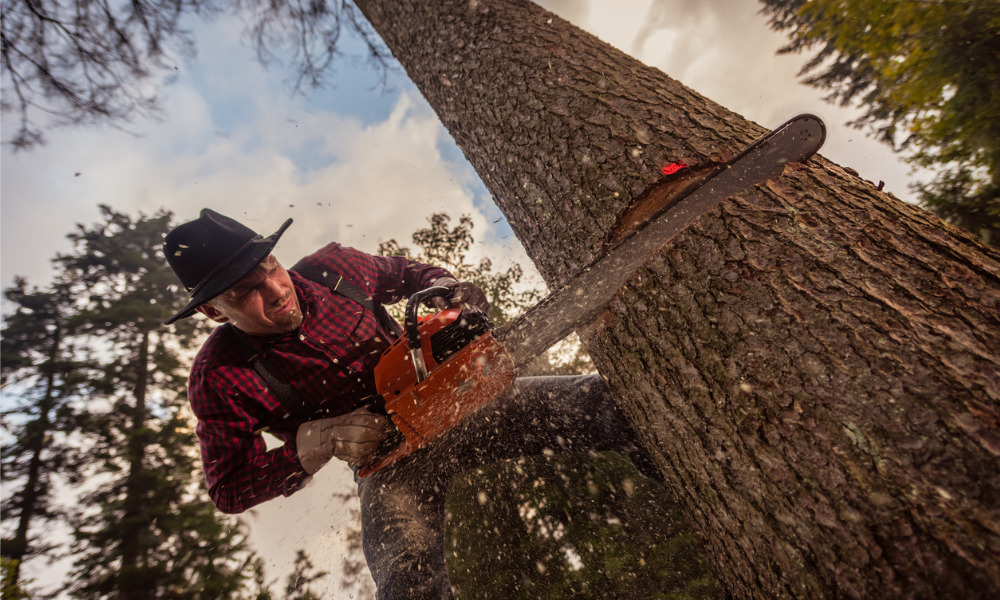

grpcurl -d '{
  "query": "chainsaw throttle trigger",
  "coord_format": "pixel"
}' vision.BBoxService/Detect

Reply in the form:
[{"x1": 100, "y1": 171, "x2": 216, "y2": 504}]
[{"x1": 404, "y1": 286, "x2": 455, "y2": 383}]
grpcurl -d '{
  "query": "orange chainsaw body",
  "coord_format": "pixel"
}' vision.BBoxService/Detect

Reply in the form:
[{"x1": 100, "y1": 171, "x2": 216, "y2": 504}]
[{"x1": 359, "y1": 307, "x2": 515, "y2": 476}]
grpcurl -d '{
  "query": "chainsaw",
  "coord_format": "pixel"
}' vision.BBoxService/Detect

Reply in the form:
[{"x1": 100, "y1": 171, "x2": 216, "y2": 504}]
[{"x1": 358, "y1": 114, "x2": 827, "y2": 477}]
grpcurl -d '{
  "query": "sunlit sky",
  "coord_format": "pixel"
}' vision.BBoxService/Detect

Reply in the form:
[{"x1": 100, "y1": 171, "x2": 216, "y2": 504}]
[{"x1": 1, "y1": 0, "x2": 924, "y2": 595}]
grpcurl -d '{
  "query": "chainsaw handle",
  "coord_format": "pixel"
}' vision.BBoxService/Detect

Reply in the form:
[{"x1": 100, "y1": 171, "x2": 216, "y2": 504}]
[{"x1": 403, "y1": 286, "x2": 455, "y2": 383}]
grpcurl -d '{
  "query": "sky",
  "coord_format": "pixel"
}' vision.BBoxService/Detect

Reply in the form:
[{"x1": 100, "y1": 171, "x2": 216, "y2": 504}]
[{"x1": 1, "y1": 0, "x2": 925, "y2": 596}]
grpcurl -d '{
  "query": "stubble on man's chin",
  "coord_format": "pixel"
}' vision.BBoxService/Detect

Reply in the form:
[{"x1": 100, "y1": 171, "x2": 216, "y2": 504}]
[
  {"x1": 280, "y1": 307, "x2": 304, "y2": 332},
  {"x1": 271, "y1": 296, "x2": 304, "y2": 332}
]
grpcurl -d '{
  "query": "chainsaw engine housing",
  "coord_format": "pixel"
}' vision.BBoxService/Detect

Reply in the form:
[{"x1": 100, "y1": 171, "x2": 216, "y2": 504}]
[{"x1": 361, "y1": 307, "x2": 515, "y2": 476}]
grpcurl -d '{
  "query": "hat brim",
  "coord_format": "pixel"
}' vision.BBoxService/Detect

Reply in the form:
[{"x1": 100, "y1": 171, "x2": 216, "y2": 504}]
[{"x1": 164, "y1": 218, "x2": 293, "y2": 325}]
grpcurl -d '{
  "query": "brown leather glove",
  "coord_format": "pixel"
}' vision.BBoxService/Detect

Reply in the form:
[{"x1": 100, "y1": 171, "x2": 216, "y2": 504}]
[
  {"x1": 295, "y1": 406, "x2": 392, "y2": 473},
  {"x1": 428, "y1": 277, "x2": 490, "y2": 314}
]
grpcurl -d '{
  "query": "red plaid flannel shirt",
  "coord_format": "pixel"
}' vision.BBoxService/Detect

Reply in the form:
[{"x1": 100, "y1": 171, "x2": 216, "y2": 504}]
[{"x1": 187, "y1": 242, "x2": 451, "y2": 513}]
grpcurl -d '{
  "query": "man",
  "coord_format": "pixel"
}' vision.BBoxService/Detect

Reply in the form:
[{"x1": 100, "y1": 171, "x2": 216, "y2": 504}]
[{"x1": 164, "y1": 208, "x2": 656, "y2": 599}]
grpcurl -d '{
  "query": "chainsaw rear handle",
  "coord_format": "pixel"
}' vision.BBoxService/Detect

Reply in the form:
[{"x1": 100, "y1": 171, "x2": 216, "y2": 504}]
[{"x1": 404, "y1": 286, "x2": 455, "y2": 383}]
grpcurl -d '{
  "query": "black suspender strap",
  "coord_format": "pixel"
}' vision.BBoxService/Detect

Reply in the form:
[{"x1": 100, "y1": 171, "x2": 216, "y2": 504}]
[
  {"x1": 290, "y1": 260, "x2": 404, "y2": 339},
  {"x1": 228, "y1": 333, "x2": 314, "y2": 419}
]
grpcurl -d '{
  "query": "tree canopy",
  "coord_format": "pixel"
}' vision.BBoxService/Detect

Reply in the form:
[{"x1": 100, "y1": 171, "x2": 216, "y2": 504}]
[
  {"x1": 0, "y1": 0, "x2": 203, "y2": 149},
  {"x1": 1, "y1": 275, "x2": 89, "y2": 585},
  {"x1": 760, "y1": 0, "x2": 1000, "y2": 244},
  {"x1": 4, "y1": 1, "x2": 999, "y2": 597},
  {"x1": 7, "y1": 0, "x2": 996, "y2": 241},
  {"x1": 1, "y1": 207, "x2": 266, "y2": 598},
  {"x1": 0, "y1": 0, "x2": 388, "y2": 149}
]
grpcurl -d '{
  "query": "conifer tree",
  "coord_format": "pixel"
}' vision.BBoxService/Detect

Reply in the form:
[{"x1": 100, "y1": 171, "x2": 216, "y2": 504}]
[
  {"x1": 52, "y1": 206, "x2": 260, "y2": 600},
  {"x1": 759, "y1": 0, "x2": 1000, "y2": 244},
  {"x1": 1, "y1": 276, "x2": 88, "y2": 588},
  {"x1": 4, "y1": 1, "x2": 999, "y2": 595}
]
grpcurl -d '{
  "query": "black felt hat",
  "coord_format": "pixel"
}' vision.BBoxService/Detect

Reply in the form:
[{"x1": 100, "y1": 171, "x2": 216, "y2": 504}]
[{"x1": 163, "y1": 209, "x2": 292, "y2": 324}]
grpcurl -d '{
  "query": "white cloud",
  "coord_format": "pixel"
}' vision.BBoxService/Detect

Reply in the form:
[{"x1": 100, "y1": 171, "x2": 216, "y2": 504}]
[
  {"x1": 1, "y1": 39, "x2": 497, "y2": 290},
  {"x1": 274, "y1": 92, "x2": 486, "y2": 260},
  {"x1": 242, "y1": 461, "x2": 375, "y2": 597},
  {"x1": 4, "y1": 0, "x2": 926, "y2": 291},
  {"x1": 537, "y1": 0, "x2": 926, "y2": 201},
  {"x1": 2, "y1": 29, "x2": 513, "y2": 591}
]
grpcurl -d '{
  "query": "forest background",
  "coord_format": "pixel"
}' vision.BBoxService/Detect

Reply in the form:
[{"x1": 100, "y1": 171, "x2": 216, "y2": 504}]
[{"x1": 3, "y1": 0, "x2": 996, "y2": 597}]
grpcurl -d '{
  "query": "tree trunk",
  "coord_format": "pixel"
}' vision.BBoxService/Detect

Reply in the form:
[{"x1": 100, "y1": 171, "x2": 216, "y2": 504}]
[
  {"x1": 119, "y1": 330, "x2": 151, "y2": 600},
  {"x1": 6, "y1": 326, "x2": 62, "y2": 585},
  {"x1": 353, "y1": 0, "x2": 1000, "y2": 597}
]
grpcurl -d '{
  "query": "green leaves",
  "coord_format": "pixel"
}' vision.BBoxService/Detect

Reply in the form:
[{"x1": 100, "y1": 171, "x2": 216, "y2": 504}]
[
  {"x1": 378, "y1": 212, "x2": 593, "y2": 374},
  {"x1": 2, "y1": 206, "x2": 263, "y2": 598},
  {"x1": 378, "y1": 212, "x2": 542, "y2": 327},
  {"x1": 445, "y1": 453, "x2": 721, "y2": 600},
  {"x1": 761, "y1": 0, "x2": 1000, "y2": 244}
]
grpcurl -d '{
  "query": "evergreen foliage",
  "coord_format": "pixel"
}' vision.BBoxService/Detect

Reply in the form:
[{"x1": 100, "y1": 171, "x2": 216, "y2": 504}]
[
  {"x1": 760, "y1": 0, "x2": 1000, "y2": 244},
  {"x1": 1, "y1": 556, "x2": 31, "y2": 599},
  {"x1": 56, "y1": 206, "x2": 260, "y2": 600},
  {"x1": 0, "y1": 206, "x2": 266, "y2": 599},
  {"x1": 2, "y1": 271, "x2": 92, "y2": 588},
  {"x1": 445, "y1": 452, "x2": 721, "y2": 600}
]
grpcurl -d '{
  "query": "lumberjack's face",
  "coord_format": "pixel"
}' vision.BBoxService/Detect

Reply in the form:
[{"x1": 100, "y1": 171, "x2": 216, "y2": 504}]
[{"x1": 196, "y1": 254, "x2": 303, "y2": 336}]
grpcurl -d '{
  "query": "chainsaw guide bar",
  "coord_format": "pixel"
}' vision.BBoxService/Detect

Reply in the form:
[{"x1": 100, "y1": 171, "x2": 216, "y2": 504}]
[
  {"x1": 497, "y1": 114, "x2": 826, "y2": 367},
  {"x1": 359, "y1": 114, "x2": 826, "y2": 477}
]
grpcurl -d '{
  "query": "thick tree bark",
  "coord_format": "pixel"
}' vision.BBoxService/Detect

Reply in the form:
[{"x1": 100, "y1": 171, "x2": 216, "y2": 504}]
[{"x1": 353, "y1": 0, "x2": 1000, "y2": 597}]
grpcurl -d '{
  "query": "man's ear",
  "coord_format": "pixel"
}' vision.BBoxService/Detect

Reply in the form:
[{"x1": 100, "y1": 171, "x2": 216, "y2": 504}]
[{"x1": 196, "y1": 303, "x2": 229, "y2": 324}]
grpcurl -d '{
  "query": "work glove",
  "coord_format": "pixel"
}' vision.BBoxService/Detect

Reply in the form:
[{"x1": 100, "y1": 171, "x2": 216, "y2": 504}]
[
  {"x1": 429, "y1": 277, "x2": 490, "y2": 314},
  {"x1": 295, "y1": 406, "x2": 392, "y2": 473}
]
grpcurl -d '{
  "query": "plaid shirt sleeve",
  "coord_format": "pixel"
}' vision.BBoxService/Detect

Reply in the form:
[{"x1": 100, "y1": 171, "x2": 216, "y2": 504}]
[
  {"x1": 189, "y1": 347, "x2": 311, "y2": 514},
  {"x1": 188, "y1": 243, "x2": 453, "y2": 514},
  {"x1": 300, "y1": 242, "x2": 453, "y2": 306}
]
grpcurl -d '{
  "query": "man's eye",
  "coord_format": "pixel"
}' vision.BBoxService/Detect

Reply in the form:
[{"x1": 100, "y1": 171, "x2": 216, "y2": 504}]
[{"x1": 232, "y1": 287, "x2": 255, "y2": 301}]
